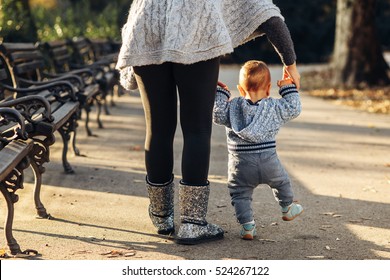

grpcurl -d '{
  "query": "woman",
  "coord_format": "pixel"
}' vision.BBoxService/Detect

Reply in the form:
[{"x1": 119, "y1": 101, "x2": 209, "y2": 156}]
[{"x1": 116, "y1": 0, "x2": 300, "y2": 245}]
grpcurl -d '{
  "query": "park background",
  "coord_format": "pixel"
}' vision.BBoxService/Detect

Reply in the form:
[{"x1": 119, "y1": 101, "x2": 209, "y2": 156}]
[
  {"x1": 1, "y1": 0, "x2": 390, "y2": 63},
  {"x1": 1, "y1": 0, "x2": 389, "y2": 113}
]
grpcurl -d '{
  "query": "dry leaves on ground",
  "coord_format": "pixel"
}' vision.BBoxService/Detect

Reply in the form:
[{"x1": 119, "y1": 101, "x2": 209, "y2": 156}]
[
  {"x1": 307, "y1": 87, "x2": 390, "y2": 114},
  {"x1": 100, "y1": 249, "x2": 137, "y2": 258},
  {"x1": 301, "y1": 70, "x2": 390, "y2": 114}
]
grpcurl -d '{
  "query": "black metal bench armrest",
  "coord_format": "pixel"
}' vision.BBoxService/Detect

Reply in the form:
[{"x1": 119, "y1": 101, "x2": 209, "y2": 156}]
[
  {"x1": 19, "y1": 75, "x2": 84, "y2": 91},
  {"x1": 0, "y1": 108, "x2": 28, "y2": 147},
  {"x1": 40, "y1": 72, "x2": 85, "y2": 88},
  {"x1": 1, "y1": 80, "x2": 78, "y2": 102},
  {"x1": 0, "y1": 95, "x2": 53, "y2": 125}
]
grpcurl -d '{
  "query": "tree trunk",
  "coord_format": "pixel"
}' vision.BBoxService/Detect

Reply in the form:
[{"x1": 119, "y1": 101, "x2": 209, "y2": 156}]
[
  {"x1": 332, "y1": 0, "x2": 389, "y2": 88},
  {"x1": 20, "y1": 0, "x2": 37, "y2": 41},
  {"x1": 2, "y1": 0, "x2": 38, "y2": 42}
]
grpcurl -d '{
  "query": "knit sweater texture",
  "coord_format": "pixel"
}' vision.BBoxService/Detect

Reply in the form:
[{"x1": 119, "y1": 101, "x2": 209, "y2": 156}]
[
  {"x1": 116, "y1": 0, "x2": 283, "y2": 70},
  {"x1": 213, "y1": 85, "x2": 301, "y2": 154}
]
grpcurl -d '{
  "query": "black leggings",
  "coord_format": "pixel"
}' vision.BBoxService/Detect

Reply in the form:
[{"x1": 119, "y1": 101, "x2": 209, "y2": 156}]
[{"x1": 133, "y1": 58, "x2": 220, "y2": 185}]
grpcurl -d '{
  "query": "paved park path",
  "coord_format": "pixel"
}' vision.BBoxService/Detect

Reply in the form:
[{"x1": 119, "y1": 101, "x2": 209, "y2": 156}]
[{"x1": 2, "y1": 65, "x2": 389, "y2": 260}]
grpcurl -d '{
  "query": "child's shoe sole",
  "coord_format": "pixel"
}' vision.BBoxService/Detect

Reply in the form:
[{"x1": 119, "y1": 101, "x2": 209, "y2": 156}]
[
  {"x1": 282, "y1": 202, "x2": 303, "y2": 221},
  {"x1": 282, "y1": 209, "x2": 304, "y2": 221},
  {"x1": 240, "y1": 224, "x2": 256, "y2": 240},
  {"x1": 241, "y1": 234, "x2": 255, "y2": 240}
]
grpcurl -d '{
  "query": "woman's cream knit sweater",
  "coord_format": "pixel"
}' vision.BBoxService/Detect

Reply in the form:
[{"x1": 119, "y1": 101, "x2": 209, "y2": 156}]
[{"x1": 116, "y1": 0, "x2": 284, "y2": 70}]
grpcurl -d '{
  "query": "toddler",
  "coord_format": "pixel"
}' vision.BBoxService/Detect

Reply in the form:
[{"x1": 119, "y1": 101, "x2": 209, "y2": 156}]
[{"x1": 213, "y1": 60, "x2": 303, "y2": 240}]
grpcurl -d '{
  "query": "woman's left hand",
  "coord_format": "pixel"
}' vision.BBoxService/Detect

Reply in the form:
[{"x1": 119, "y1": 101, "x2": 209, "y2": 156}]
[{"x1": 283, "y1": 63, "x2": 301, "y2": 90}]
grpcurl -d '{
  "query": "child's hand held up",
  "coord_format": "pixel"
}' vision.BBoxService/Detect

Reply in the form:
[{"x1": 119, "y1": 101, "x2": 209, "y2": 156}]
[{"x1": 277, "y1": 78, "x2": 294, "y2": 87}]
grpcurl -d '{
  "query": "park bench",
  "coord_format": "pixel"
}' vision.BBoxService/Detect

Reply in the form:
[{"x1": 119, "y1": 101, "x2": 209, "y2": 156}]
[
  {"x1": 87, "y1": 38, "x2": 119, "y2": 66},
  {"x1": 0, "y1": 107, "x2": 35, "y2": 255},
  {"x1": 1, "y1": 54, "x2": 81, "y2": 255},
  {"x1": 1, "y1": 53, "x2": 79, "y2": 230},
  {"x1": 0, "y1": 42, "x2": 102, "y2": 137},
  {"x1": 67, "y1": 37, "x2": 119, "y2": 112},
  {"x1": 86, "y1": 38, "x2": 125, "y2": 99},
  {"x1": 0, "y1": 48, "x2": 80, "y2": 173}
]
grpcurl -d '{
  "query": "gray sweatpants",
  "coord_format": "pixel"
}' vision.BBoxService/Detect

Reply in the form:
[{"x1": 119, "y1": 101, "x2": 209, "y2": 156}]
[{"x1": 227, "y1": 150, "x2": 294, "y2": 224}]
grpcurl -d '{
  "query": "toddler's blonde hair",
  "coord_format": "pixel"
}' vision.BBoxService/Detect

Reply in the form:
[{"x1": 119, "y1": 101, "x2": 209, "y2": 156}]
[{"x1": 239, "y1": 60, "x2": 271, "y2": 92}]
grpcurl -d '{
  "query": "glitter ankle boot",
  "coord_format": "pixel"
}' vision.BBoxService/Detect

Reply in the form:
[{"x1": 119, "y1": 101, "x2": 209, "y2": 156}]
[
  {"x1": 176, "y1": 182, "x2": 224, "y2": 245},
  {"x1": 146, "y1": 177, "x2": 175, "y2": 235}
]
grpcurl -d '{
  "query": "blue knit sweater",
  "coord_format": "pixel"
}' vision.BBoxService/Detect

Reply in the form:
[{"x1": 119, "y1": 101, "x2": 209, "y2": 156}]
[{"x1": 213, "y1": 84, "x2": 301, "y2": 154}]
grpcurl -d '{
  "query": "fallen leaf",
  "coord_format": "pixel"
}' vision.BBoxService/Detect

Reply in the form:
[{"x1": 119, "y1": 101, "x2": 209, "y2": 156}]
[
  {"x1": 321, "y1": 225, "x2": 332, "y2": 228},
  {"x1": 321, "y1": 212, "x2": 335, "y2": 216},
  {"x1": 125, "y1": 251, "x2": 136, "y2": 257},
  {"x1": 101, "y1": 250, "x2": 119, "y2": 256},
  {"x1": 259, "y1": 239, "x2": 277, "y2": 243},
  {"x1": 0, "y1": 248, "x2": 7, "y2": 258},
  {"x1": 321, "y1": 212, "x2": 342, "y2": 218},
  {"x1": 101, "y1": 250, "x2": 137, "y2": 258}
]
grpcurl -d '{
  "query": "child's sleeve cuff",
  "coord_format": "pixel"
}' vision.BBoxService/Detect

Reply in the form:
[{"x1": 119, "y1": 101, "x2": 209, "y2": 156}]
[
  {"x1": 216, "y1": 86, "x2": 231, "y2": 99},
  {"x1": 279, "y1": 84, "x2": 298, "y2": 98}
]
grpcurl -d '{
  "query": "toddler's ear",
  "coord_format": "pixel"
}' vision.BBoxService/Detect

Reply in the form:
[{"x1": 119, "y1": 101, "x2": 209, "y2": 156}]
[
  {"x1": 237, "y1": 84, "x2": 246, "y2": 97},
  {"x1": 266, "y1": 83, "x2": 271, "y2": 97}
]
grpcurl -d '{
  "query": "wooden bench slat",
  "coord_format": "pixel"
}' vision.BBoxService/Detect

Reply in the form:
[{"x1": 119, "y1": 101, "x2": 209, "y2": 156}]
[
  {"x1": 51, "y1": 101, "x2": 79, "y2": 130},
  {"x1": 0, "y1": 42, "x2": 37, "y2": 52},
  {"x1": 13, "y1": 61, "x2": 46, "y2": 76},
  {"x1": 0, "y1": 139, "x2": 33, "y2": 182},
  {"x1": 9, "y1": 51, "x2": 43, "y2": 63}
]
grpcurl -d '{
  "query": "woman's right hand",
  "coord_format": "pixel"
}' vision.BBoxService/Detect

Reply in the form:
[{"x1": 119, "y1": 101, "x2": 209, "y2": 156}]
[{"x1": 283, "y1": 62, "x2": 301, "y2": 89}]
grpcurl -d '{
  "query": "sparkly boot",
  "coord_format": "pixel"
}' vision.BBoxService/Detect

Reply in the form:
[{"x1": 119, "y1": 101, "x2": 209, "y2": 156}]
[
  {"x1": 176, "y1": 182, "x2": 224, "y2": 245},
  {"x1": 146, "y1": 177, "x2": 175, "y2": 235}
]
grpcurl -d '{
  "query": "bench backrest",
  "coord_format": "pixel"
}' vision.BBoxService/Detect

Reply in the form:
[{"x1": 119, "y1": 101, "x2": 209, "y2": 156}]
[
  {"x1": 0, "y1": 54, "x2": 16, "y2": 100},
  {"x1": 68, "y1": 37, "x2": 96, "y2": 65},
  {"x1": 87, "y1": 38, "x2": 115, "y2": 60},
  {"x1": 0, "y1": 107, "x2": 27, "y2": 149},
  {"x1": 41, "y1": 40, "x2": 73, "y2": 74},
  {"x1": 0, "y1": 43, "x2": 47, "y2": 84}
]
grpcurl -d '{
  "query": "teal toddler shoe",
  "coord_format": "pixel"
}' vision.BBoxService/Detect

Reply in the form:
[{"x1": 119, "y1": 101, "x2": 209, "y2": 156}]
[
  {"x1": 281, "y1": 203, "x2": 303, "y2": 221},
  {"x1": 240, "y1": 223, "x2": 257, "y2": 240}
]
